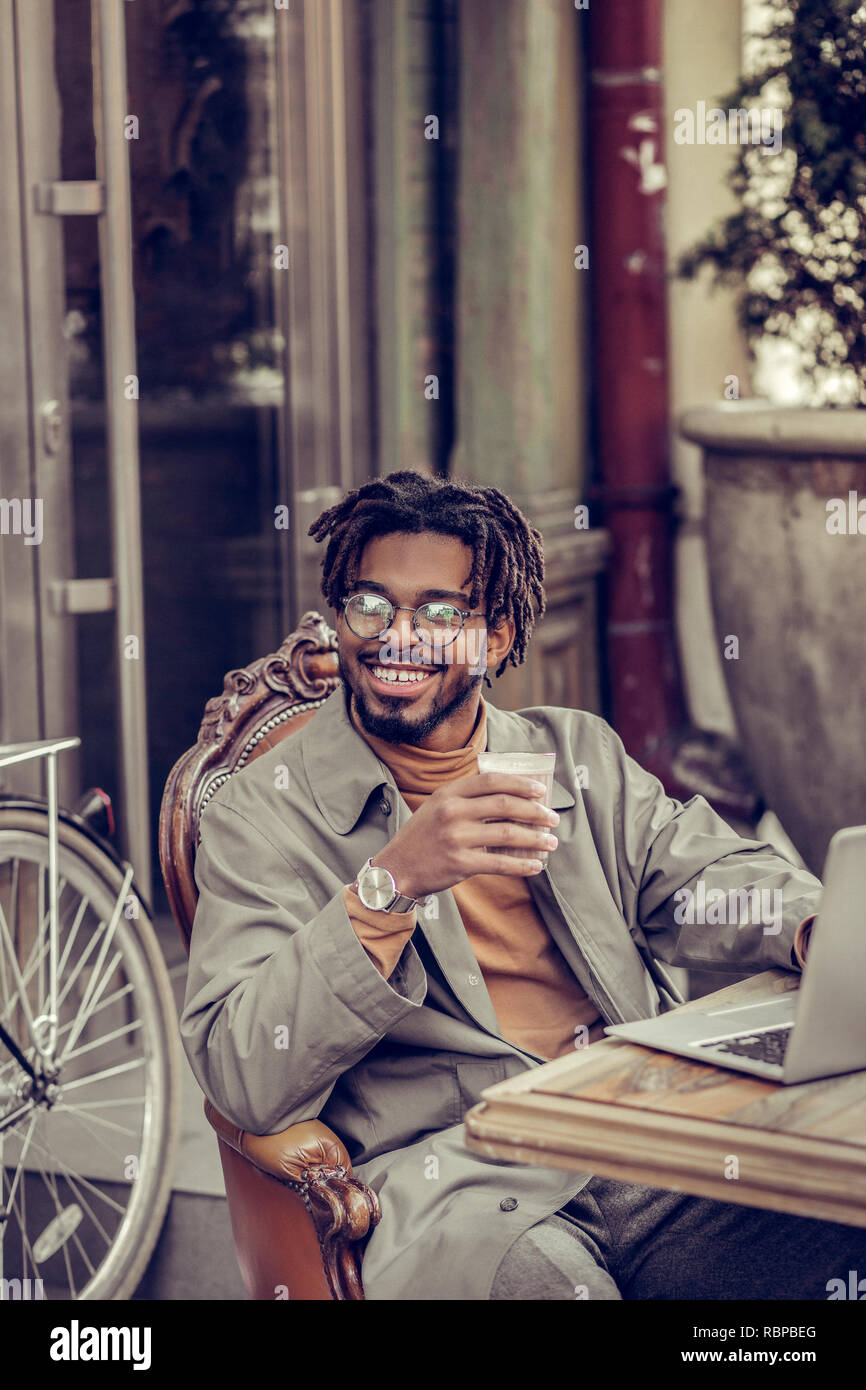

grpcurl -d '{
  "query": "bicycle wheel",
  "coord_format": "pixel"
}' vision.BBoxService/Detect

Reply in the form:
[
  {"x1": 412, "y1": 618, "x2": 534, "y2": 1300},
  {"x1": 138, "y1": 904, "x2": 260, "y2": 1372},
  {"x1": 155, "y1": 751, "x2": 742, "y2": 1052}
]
[{"x1": 0, "y1": 809, "x2": 180, "y2": 1299}]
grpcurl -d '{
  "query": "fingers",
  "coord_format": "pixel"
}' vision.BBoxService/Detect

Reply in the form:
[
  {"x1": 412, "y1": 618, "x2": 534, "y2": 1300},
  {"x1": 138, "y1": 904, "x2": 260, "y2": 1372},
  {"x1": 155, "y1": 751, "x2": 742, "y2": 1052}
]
[
  {"x1": 460, "y1": 793, "x2": 559, "y2": 826},
  {"x1": 461, "y1": 849, "x2": 547, "y2": 876},
  {"x1": 457, "y1": 771, "x2": 549, "y2": 801},
  {"x1": 472, "y1": 819, "x2": 558, "y2": 853}
]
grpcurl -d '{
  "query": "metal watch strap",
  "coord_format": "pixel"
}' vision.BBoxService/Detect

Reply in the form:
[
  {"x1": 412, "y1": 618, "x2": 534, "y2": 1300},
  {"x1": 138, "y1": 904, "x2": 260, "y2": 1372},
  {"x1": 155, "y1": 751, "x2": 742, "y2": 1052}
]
[
  {"x1": 354, "y1": 857, "x2": 418, "y2": 914},
  {"x1": 386, "y1": 890, "x2": 417, "y2": 914}
]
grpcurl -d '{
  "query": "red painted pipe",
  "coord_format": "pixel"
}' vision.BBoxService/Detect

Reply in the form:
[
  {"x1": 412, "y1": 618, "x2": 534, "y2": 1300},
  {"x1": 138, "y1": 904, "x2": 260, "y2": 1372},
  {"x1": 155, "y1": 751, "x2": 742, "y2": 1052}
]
[{"x1": 586, "y1": 0, "x2": 759, "y2": 821}]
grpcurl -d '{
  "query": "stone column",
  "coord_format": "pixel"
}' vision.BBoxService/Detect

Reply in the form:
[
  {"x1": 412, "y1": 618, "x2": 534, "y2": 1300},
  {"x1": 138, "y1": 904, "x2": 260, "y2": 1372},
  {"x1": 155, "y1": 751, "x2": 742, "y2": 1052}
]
[
  {"x1": 451, "y1": 0, "x2": 607, "y2": 713},
  {"x1": 665, "y1": 0, "x2": 747, "y2": 738},
  {"x1": 373, "y1": 0, "x2": 458, "y2": 477}
]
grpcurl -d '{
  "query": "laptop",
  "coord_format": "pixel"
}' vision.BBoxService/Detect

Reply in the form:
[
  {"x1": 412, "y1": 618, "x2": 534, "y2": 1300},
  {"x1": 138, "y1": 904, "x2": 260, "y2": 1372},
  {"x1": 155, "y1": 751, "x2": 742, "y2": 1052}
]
[{"x1": 603, "y1": 825, "x2": 866, "y2": 1084}]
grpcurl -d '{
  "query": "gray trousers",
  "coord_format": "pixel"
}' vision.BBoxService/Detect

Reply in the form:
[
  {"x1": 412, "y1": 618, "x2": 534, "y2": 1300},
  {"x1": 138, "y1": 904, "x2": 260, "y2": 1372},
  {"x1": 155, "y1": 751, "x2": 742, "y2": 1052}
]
[{"x1": 490, "y1": 1175, "x2": 866, "y2": 1300}]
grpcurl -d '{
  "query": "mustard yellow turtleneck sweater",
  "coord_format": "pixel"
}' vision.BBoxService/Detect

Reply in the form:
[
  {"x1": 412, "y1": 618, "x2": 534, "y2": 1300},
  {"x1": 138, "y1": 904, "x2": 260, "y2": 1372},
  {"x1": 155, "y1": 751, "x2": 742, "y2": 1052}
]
[{"x1": 342, "y1": 696, "x2": 606, "y2": 1061}]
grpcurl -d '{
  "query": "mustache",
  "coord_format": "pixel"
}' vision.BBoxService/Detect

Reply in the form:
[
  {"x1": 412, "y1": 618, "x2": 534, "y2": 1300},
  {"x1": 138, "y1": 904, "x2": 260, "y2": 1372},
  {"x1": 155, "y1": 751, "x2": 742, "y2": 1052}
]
[{"x1": 359, "y1": 654, "x2": 446, "y2": 670}]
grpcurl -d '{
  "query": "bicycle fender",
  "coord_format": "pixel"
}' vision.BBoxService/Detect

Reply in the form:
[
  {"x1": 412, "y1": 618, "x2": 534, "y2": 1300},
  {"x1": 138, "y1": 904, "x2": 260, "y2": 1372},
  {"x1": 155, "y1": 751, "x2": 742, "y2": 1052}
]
[{"x1": 0, "y1": 794, "x2": 153, "y2": 919}]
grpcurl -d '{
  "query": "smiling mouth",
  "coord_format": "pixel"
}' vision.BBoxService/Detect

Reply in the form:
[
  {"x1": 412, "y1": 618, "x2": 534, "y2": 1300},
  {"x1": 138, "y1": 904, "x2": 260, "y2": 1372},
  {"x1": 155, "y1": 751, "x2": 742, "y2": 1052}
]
[{"x1": 361, "y1": 660, "x2": 441, "y2": 691}]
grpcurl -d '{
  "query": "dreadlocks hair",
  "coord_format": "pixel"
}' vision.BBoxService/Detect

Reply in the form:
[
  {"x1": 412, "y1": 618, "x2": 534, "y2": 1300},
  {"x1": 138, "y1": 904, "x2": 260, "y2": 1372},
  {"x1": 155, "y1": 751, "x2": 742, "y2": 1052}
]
[{"x1": 307, "y1": 470, "x2": 546, "y2": 683}]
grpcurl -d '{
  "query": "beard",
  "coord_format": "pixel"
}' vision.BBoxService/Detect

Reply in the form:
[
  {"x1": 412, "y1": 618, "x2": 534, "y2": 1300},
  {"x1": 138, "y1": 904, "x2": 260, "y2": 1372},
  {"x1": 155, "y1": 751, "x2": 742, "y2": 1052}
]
[{"x1": 339, "y1": 647, "x2": 483, "y2": 746}]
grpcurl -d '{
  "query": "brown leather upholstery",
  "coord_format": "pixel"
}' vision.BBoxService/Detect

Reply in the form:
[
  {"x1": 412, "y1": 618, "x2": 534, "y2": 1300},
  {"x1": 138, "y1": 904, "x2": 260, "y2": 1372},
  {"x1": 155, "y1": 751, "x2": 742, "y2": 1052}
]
[
  {"x1": 159, "y1": 613, "x2": 381, "y2": 1299},
  {"x1": 205, "y1": 1102, "x2": 378, "y2": 1301}
]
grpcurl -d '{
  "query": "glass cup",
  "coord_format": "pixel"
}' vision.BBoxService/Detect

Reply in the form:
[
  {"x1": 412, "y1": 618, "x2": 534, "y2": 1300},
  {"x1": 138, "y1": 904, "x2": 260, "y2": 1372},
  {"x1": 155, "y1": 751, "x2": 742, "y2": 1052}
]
[{"x1": 476, "y1": 751, "x2": 556, "y2": 862}]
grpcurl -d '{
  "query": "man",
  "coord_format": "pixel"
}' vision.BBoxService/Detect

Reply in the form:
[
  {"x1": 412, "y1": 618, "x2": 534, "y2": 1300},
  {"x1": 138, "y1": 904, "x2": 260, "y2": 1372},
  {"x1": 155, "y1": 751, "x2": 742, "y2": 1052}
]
[{"x1": 181, "y1": 469, "x2": 863, "y2": 1300}]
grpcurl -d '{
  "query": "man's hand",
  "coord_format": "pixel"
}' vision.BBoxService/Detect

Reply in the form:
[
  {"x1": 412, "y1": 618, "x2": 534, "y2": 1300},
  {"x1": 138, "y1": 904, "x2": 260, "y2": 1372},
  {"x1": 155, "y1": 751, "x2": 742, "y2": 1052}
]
[
  {"x1": 792, "y1": 913, "x2": 816, "y2": 969},
  {"x1": 368, "y1": 772, "x2": 560, "y2": 902}
]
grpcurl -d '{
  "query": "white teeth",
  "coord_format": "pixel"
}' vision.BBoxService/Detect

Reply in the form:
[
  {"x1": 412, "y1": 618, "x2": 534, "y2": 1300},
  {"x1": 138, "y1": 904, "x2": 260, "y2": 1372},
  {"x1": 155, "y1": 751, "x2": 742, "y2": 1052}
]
[{"x1": 371, "y1": 665, "x2": 431, "y2": 684}]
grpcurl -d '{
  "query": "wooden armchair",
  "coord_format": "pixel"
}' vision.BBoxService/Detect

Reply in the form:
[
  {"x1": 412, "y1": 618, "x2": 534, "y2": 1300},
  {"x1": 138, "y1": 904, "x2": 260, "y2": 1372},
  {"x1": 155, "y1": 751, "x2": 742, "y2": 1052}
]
[{"x1": 158, "y1": 612, "x2": 381, "y2": 1300}]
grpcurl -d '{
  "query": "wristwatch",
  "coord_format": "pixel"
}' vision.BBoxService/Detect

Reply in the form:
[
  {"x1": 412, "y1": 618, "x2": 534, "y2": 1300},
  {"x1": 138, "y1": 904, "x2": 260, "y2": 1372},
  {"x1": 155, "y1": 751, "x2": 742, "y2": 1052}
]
[{"x1": 353, "y1": 858, "x2": 418, "y2": 914}]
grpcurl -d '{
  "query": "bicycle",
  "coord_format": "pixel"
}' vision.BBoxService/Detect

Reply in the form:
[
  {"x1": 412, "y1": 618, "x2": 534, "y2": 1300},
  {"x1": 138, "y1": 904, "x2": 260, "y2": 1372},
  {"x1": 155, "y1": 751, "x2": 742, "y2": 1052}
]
[{"x1": 0, "y1": 737, "x2": 180, "y2": 1299}]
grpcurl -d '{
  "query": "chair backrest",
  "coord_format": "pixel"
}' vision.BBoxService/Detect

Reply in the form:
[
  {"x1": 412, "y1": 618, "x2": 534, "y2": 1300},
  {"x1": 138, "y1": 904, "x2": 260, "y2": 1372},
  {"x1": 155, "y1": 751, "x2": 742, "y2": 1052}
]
[{"x1": 159, "y1": 611, "x2": 340, "y2": 954}]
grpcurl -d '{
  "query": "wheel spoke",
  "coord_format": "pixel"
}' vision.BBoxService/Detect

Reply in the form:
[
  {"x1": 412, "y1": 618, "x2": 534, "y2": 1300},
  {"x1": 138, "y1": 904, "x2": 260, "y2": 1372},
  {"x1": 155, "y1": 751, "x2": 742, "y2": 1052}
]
[
  {"x1": 0, "y1": 891, "x2": 12, "y2": 1017},
  {"x1": 19, "y1": 1146, "x2": 27, "y2": 1281},
  {"x1": 30, "y1": 877, "x2": 70, "y2": 1020},
  {"x1": 34, "y1": 1146, "x2": 115, "y2": 1277},
  {"x1": 56, "y1": 1095, "x2": 146, "y2": 1111},
  {"x1": 62, "y1": 1016, "x2": 142, "y2": 1066},
  {"x1": 39, "y1": 1162, "x2": 95, "y2": 1278},
  {"x1": 59, "y1": 869, "x2": 132, "y2": 1063},
  {"x1": 9, "y1": 1173, "x2": 42, "y2": 1288},
  {"x1": 55, "y1": 893, "x2": 90, "y2": 990},
  {"x1": 0, "y1": 877, "x2": 73, "y2": 1027},
  {"x1": 54, "y1": 1167, "x2": 113, "y2": 1251},
  {"x1": 2, "y1": 987, "x2": 138, "y2": 1083},
  {"x1": 6, "y1": 879, "x2": 76, "y2": 1022},
  {"x1": 52, "y1": 1102, "x2": 140, "y2": 1140},
  {"x1": 3, "y1": 1110, "x2": 37, "y2": 1214},
  {"x1": 37, "y1": 865, "x2": 45, "y2": 1023},
  {"x1": 58, "y1": 951, "x2": 124, "y2": 1064},
  {"x1": 42, "y1": 980, "x2": 135, "y2": 1060},
  {"x1": 0, "y1": 885, "x2": 40, "y2": 1049},
  {"x1": 0, "y1": 1099, "x2": 36, "y2": 1135},
  {"x1": 0, "y1": 859, "x2": 21, "y2": 1014},
  {"x1": 0, "y1": 867, "x2": 65, "y2": 1035},
  {"x1": 55, "y1": 918, "x2": 108, "y2": 1016},
  {"x1": 36, "y1": 1162, "x2": 80, "y2": 1295},
  {"x1": 6, "y1": 1117, "x2": 128, "y2": 1218},
  {"x1": 59, "y1": 1055, "x2": 148, "y2": 1092},
  {"x1": 0, "y1": 922, "x2": 47, "y2": 1025}
]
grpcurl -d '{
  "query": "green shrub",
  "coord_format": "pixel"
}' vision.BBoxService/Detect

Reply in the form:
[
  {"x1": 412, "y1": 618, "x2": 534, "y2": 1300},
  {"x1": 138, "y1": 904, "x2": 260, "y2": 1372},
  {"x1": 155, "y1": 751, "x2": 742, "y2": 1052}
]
[{"x1": 677, "y1": 0, "x2": 866, "y2": 405}]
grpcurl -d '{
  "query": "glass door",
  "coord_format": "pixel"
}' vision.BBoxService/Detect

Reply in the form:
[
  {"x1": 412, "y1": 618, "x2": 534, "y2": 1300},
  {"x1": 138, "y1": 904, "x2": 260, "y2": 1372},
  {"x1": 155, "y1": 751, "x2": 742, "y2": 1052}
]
[{"x1": 2, "y1": 0, "x2": 376, "y2": 907}]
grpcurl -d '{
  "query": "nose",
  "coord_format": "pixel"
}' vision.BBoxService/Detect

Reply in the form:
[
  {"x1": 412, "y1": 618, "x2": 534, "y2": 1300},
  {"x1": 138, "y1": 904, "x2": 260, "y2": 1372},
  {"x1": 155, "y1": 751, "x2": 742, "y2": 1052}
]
[{"x1": 382, "y1": 607, "x2": 416, "y2": 659}]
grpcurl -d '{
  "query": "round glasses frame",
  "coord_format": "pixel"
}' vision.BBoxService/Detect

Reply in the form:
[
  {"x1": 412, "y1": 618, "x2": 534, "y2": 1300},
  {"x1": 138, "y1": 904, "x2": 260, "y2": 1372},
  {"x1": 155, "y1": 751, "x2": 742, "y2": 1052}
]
[{"x1": 340, "y1": 592, "x2": 487, "y2": 646}]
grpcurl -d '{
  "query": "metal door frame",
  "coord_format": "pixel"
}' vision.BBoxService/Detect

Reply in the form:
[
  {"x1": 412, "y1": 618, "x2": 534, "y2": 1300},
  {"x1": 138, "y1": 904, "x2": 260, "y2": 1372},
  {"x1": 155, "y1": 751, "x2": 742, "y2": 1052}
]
[
  {"x1": 0, "y1": 0, "x2": 151, "y2": 898},
  {"x1": 0, "y1": 0, "x2": 80, "y2": 801}
]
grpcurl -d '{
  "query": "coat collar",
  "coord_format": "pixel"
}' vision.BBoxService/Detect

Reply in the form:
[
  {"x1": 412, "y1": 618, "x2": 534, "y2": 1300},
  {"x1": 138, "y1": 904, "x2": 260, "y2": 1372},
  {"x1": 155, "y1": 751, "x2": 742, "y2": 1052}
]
[{"x1": 301, "y1": 686, "x2": 575, "y2": 835}]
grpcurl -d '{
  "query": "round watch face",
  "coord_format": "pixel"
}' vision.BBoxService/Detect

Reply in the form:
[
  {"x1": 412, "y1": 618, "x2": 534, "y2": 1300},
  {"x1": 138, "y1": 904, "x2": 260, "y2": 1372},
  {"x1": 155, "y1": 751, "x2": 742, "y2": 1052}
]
[{"x1": 358, "y1": 864, "x2": 395, "y2": 911}]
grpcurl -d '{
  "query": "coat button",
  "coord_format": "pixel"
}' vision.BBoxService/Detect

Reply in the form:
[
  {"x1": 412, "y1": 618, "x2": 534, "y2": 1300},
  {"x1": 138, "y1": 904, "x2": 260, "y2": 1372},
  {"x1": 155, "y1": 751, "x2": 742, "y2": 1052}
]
[
  {"x1": 500, "y1": 1197, "x2": 518, "y2": 1212},
  {"x1": 378, "y1": 796, "x2": 391, "y2": 816}
]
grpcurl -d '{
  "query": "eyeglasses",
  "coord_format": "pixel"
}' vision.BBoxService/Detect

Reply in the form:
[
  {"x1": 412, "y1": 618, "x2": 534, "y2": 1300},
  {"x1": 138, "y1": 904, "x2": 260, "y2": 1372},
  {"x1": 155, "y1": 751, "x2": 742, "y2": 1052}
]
[{"x1": 340, "y1": 592, "x2": 487, "y2": 645}]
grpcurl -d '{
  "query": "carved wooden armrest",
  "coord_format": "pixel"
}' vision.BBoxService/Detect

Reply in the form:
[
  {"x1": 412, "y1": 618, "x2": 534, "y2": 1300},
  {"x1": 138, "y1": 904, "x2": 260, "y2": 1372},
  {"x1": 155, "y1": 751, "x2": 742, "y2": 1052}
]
[
  {"x1": 205, "y1": 1099, "x2": 349, "y2": 1173},
  {"x1": 204, "y1": 1098, "x2": 381, "y2": 1246}
]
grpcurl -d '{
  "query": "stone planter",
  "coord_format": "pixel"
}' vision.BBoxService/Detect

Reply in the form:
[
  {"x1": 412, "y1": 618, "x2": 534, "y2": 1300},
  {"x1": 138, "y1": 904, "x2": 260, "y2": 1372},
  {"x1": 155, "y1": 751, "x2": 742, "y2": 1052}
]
[{"x1": 680, "y1": 402, "x2": 866, "y2": 875}]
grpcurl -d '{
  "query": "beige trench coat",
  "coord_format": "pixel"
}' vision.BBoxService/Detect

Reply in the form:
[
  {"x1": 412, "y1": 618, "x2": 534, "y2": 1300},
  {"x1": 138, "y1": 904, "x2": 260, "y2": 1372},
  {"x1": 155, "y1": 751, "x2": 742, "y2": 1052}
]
[{"x1": 180, "y1": 688, "x2": 821, "y2": 1300}]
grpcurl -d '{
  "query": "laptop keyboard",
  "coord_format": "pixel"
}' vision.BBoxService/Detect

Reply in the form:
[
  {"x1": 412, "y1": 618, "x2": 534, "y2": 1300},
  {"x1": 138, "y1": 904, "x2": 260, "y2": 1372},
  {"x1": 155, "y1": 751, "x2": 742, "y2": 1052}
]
[{"x1": 700, "y1": 1025, "x2": 793, "y2": 1066}]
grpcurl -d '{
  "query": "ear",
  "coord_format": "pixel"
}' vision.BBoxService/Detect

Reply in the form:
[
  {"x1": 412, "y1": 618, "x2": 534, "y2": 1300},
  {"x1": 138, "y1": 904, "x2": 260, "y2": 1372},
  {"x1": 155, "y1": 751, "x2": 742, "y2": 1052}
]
[{"x1": 485, "y1": 615, "x2": 515, "y2": 676}]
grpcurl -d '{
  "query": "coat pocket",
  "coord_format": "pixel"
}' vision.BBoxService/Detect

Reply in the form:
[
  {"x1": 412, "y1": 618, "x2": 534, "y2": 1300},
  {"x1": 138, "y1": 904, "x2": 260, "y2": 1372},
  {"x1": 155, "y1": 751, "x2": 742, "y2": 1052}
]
[
  {"x1": 454, "y1": 1057, "x2": 513, "y2": 1119},
  {"x1": 352, "y1": 1048, "x2": 466, "y2": 1150}
]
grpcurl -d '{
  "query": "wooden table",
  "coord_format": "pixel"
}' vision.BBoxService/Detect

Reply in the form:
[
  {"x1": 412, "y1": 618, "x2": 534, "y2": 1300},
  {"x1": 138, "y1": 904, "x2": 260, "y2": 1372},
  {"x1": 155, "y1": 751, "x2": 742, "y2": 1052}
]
[{"x1": 464, "y1": 970, "x2": 866, "y2": 1228}]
